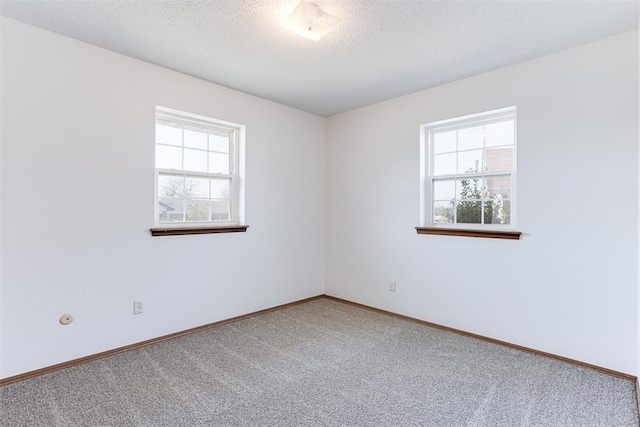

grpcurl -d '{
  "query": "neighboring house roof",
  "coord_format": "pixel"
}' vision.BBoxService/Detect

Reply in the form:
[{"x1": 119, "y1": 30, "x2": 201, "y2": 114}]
[{"x1": 158, "y1": 200, "x2": 175, "y2": 212}]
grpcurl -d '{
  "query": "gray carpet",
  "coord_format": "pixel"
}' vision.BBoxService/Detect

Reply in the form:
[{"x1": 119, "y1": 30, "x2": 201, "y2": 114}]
[{"x1": 1, "y1": 298, "x2": 638, "y2": 426}]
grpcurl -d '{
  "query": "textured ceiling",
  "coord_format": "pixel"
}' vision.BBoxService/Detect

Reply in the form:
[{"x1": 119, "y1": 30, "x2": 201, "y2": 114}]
[{"x1": 1, "y1": 0, "x2": 638, "y2": 117}]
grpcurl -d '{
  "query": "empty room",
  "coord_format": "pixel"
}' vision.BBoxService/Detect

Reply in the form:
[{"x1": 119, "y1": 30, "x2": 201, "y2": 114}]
[{"x1": 1, "y1": 0, "x2": 639, "y2": 425}]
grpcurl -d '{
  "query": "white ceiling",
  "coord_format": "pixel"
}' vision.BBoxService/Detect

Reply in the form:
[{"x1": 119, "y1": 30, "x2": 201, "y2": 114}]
[{"x1": 1, "y1": 0, "x2": 638, "y2": 117}]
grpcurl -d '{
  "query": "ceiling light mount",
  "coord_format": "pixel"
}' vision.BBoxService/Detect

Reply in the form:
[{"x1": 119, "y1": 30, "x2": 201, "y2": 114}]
[{"x1": 283, "y1": 1, "x2": 341, "y2": 41}]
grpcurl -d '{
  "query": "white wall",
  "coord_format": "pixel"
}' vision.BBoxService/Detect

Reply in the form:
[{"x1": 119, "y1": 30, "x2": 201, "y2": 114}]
[
  {"x1": 0, "y1": 16, "x2": 4, "y2": 377},
  {"x1": 637, "y1": 21, "x2": 640, "y2": 379},
  {"x1": 326, "y1": 31, "x2": 639, "y2": 375},
  {"x1": 0, "y1": 18, "x2": 325, "y2": 379}
]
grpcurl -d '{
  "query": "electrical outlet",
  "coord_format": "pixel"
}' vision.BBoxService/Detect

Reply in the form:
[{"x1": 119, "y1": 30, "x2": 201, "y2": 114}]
[
  {"x1": 389, "y1": 281, "x2": 396, "y2": 292},
  {"x1": 133, "y1": 300, "x2": 143, "y2": 315}
]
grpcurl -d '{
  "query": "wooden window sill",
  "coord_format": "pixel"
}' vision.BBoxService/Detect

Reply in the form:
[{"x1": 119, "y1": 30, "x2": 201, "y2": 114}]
[
  {"x1": 415, "y1": 227, "x2": 521, "y2": 240},
  {"x1": 150, "y1": 225, "x2": 249, "y2": 237}
]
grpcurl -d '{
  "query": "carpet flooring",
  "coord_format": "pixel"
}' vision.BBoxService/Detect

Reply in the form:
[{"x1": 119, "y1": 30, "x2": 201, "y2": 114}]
[{"x1": 1, "y1": 298, "x2": 638, "y2": 426}]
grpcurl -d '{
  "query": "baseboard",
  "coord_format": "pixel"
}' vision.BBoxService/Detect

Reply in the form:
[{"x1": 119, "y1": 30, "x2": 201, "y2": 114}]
[
  {"x1": 0, "y1": 295, "x2": 324, "y2": 387},
  {"x1": 324, "y1": 295, "x2": 637, "y2": 382}
]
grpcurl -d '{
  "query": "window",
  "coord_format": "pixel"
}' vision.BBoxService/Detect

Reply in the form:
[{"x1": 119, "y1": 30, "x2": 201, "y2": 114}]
[
  {"x1": 154, "y1": 107, "x2": 244, "y2": 227},
  {"x1": 420, "y1": 107, "x2": 516, "y2": 230}
]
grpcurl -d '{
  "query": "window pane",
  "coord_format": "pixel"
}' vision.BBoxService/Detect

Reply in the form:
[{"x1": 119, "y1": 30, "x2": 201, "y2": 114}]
[
  {"x1": 485, "y1": 120, "x2": 514, "y2": 148},
  {"x1": 210, "y1": 134, "x2": 230, "y2": 153},
  {"x1": 433, "y1": 201, "x2": 453, "y2": 223},
  {"x1": 502, "y1": 200, "x2": 511, "y2": 224},
  {"x1": 158, "y1": 175, "x2": 185, "y2": 197},
  {"x1": 433, "y1": 131, "x2": 456, "y2": 154},
  {"x1": 455, "y1": 200, "x2": 482, "y2": 224},
  {"x1": 185, "y1": 199, "x2": 210, "y2": 222},
  {"x1": 484, "y1": 199, "x2": 500, "y2": 225},
  {"x1": 458, "y1": 149, "x2": 483, "y2": 174},
  {"x1": 209, "y1": 152, "x2": 230, "y2": 174},
  {"x1": 185, "y1": 176, "x2": 209, "y2": 198},
  {"x1": 211, "y1": 200, "x2": 231, "y2": 221},
  {"x1": 458, "y1": 126, "x2": 484, "y2": 151},
  {"x1": 184, "y1": 148, "x2": 208, "y2": 173},
  {"x1": 485, "y1": 147, "x2": 513, "y2": 172},
  {"x1": 485, "y1": 175, "x2": 510, "y2": 199},
  {"x1": 158, "y1": 197, "x2": 183, "y2": 222},
  {"x1": 156, "y1": 145, "x2": 182, "y2": 170},
  {"x1": 184, "y1": 129, "x2": 208, "y2": 150},
  {"x1": 156, "y1": 124, "x2": 182, "y2": 146},
  {"x1": 485, "y1": 199, "x2": 511, "y2": 225},
  {"x1": 211, "y1": 178, "x2": 231, "y2": 199},
  {"x1": 456, "y1": 177, "x2": 482, "y2": 199},
  {"x1": 433, "y1": 179, "x2": 455, "y2": 201},
  {"x1": 433, "y1": 153, "x2": 456, "y2": 175},
  {"x1": 423, "y1": 109, "x2": 516, "y2": 228},
  {"x1": 155, "y1": 109, "x2": 241, "y2": 225}
]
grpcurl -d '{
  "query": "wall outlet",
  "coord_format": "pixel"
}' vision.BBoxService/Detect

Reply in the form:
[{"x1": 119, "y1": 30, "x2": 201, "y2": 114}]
[
  {"x1": 389, "y1": 281, "x2": 396, "y2": 292},
  {"x1": 133, "y1": 300, "x2": 143, "y2": 315}
]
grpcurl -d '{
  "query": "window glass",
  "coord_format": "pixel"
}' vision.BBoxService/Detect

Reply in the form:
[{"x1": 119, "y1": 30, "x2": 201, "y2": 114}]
[
  {"x1": 155, "y1": 108, "x2": 242, "y2": 224},
  {"x1": 433, "y1": 131, "x2": 456, "y2": 154},
  {"x1": 485, "y1": 121, "x2": 513, "y2": 148},
  {"x1": 184, "y1": 148, "x2": 208, "y2": 173},
  {"x1": 209, "y1": 152, "x2": 230, "y2": 174},
  {"x1": 423, "y1": 108, "x2": 516, "y2": 228},
  {"x1": 433, "y1": 179, "x2": 455, "y2": 201},
  {"x1": 209, "y1": 134, "x2": 230, "y2": 153},
  {"x1": 457, "y1": 126, "x2": 484, "y2": 151},
  {"x1": 156, "y1": 124, "x2": 182, "y2": 146},
  {"x1": 457, "y1": 149, "x2": 483, "y2": 174},
  {"x1": 156, "y1": 145, "x2": 182, "y2": 170},
  {"x1": 184, "y1": 129, "x2": 208, "y2": 150},
  {"x1": 433, "y1": 153, "x2": 457, "y2": 175}
]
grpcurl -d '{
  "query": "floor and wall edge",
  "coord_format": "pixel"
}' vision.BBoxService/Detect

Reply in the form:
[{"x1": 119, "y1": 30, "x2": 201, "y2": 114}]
[
  {"x1": 0, "y1": 295, "x2": 325, "y2": 387},
  {"x1": 1, "y1": 294, "x2": 636, "y2": 387},
  {"x1": 323, "y1": 295, "x2": 638, "y2": 382}
]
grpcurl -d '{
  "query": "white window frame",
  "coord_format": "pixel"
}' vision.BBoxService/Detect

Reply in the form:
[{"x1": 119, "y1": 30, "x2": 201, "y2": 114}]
[
  {"x1": 420, "y1": 106, "x2": 517, "y2": 230},
  {"x1": 154, "y1": 107, "x2": 245, "y2": 227}
]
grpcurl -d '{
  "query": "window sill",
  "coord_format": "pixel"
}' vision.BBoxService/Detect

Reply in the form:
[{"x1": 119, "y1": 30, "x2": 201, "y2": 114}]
[
  {"x1": 415, "y1": 226, "x2": 521, "y2": 240},
  {"x1": 150, "y1": 224, "x2": 249, "y2": 237}
]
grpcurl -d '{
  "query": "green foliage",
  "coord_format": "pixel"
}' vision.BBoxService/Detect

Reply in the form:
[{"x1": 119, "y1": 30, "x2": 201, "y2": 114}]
[
  {"x1": 187, "y1": 203, "x2": 209, "y2": 221},
  {"x1": 449, "y1": 161, "x2": 508, "y2": 225},
  {"x1": 455, "y1": 177, "x2": 497, "y2": 224}
]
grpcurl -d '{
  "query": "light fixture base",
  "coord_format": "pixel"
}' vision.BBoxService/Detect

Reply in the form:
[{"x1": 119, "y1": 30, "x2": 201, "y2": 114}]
[{"x1": 282, "y1": 1, "x2": 341, "y2": 41}]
